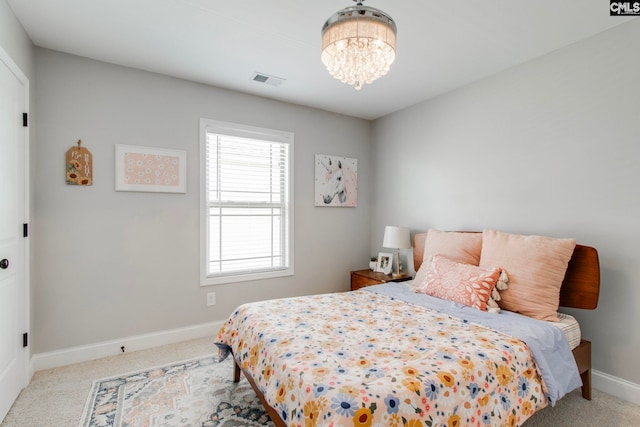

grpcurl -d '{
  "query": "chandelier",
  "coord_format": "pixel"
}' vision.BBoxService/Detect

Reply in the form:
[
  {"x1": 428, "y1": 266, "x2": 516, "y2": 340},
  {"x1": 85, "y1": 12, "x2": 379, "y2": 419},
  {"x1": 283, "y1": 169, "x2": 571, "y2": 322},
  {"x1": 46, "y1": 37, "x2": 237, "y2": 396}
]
[{"x1": 321, "y1": 0, "x2": 397, "y2": 90}]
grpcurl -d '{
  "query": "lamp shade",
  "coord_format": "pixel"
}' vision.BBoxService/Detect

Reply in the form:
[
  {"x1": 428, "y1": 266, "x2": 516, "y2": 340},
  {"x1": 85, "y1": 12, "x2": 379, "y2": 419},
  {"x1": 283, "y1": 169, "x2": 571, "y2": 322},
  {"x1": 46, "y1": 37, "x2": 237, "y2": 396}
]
[{"x1": 382, "y1": 226, "x2": 411, "y2": 249}]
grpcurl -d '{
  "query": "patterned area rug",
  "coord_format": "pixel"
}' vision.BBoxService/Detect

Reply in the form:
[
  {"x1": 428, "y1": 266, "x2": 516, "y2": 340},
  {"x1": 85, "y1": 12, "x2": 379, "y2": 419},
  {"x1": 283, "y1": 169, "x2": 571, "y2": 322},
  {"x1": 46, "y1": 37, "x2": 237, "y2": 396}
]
[{"x1": 80, "y1": 355, "x2": 273, "y2": 427}]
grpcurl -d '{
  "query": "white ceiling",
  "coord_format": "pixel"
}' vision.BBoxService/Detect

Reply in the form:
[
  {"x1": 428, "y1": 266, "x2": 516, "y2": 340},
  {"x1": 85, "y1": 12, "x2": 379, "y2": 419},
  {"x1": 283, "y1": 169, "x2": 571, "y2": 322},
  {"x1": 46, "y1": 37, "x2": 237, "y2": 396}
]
[{"x1": 7, "y1": 0, "x2": 635, "y2": 120}]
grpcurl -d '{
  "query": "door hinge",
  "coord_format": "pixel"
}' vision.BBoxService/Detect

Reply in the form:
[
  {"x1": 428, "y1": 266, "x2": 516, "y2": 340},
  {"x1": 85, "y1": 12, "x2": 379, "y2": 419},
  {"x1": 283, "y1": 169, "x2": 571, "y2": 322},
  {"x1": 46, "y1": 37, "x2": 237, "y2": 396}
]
[
  {"x1": 23, "y1": 332, "x2": 28, "y2": 348},
  {"x1": 23, "y1": 112, "x2": 28, "y2": 127},
  {"x1": 23, "y1": 223, "x2": 28, "y2": 238}
]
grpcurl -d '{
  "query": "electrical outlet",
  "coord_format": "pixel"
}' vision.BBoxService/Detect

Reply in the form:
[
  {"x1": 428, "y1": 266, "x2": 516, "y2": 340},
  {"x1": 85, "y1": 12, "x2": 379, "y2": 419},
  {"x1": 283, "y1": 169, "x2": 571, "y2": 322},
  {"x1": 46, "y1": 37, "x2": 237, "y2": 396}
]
[{"x1": 207, "y1": 292, "x2": 216, "y2": 306}]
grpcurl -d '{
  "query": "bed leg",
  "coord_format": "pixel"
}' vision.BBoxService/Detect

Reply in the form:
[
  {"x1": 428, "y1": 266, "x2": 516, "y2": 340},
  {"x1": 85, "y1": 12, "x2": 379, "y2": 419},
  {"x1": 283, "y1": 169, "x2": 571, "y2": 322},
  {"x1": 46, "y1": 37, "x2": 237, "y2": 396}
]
[
  {"x1": 233, "y1": 358, "x2": 241, "y2": 383},
  {"x1": 581, "y1": 368, "x2": 592, "y2": 400},
  {"x1": 573, "y1": 340, "x2": 592, "y2": 400}
]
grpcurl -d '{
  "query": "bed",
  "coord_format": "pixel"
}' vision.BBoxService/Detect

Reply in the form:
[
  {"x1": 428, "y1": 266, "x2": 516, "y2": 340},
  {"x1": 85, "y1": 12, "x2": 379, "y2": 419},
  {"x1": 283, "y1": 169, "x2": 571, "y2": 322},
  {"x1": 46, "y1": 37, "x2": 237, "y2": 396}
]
[{"x1": 216, "y1": 230, "x2": 600, "y2": 426}]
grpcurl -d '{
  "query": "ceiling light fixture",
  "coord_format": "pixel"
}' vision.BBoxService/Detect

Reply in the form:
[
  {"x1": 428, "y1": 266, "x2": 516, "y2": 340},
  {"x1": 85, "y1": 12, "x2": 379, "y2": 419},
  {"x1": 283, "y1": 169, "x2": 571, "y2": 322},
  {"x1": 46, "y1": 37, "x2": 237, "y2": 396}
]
[{"x1": 321, "y1": 0, "x2": 397, "y2": 90}]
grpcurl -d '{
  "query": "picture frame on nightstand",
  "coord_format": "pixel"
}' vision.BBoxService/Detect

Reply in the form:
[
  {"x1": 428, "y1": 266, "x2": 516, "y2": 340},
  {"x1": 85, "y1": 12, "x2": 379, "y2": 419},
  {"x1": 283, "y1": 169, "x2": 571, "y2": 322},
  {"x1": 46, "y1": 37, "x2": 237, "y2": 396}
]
[{"x1": 376, "y1": 252, "x2": 393, "y2": 275}]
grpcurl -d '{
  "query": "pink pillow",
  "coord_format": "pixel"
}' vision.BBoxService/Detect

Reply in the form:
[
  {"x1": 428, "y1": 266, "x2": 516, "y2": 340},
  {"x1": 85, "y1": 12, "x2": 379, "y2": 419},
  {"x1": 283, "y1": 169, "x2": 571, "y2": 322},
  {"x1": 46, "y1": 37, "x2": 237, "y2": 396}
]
[
  {"x1": 413, "y1": 230, "x2": 483, "y2": 288},
  {"x1": 417, "y1": 255, "x2": 502, "y2": 311},
  {"x1": 479, "y1": 229, "x2": 576, "y2": 322}
]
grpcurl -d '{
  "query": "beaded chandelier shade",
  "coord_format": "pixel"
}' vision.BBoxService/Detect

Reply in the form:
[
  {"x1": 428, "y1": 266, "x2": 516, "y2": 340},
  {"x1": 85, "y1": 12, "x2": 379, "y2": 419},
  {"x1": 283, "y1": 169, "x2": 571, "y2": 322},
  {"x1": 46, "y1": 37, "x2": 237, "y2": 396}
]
[{"x1": 321, "y1": 0, "x2": 397, "y2": 90}]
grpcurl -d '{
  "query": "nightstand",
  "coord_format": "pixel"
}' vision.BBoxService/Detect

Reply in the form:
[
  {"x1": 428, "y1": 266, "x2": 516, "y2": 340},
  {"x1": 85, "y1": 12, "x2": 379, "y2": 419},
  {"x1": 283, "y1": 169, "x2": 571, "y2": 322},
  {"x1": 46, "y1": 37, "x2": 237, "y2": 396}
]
[{"x1": 350, "y1": 269, "x2": 412, "y2": 291}]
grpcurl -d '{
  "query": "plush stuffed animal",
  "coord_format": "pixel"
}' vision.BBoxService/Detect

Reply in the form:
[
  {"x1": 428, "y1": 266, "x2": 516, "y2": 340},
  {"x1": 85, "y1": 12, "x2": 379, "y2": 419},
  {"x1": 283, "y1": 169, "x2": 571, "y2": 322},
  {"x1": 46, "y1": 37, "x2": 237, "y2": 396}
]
[{"x1": 487, "y1": 270, "x2": 509, "y2": 313}]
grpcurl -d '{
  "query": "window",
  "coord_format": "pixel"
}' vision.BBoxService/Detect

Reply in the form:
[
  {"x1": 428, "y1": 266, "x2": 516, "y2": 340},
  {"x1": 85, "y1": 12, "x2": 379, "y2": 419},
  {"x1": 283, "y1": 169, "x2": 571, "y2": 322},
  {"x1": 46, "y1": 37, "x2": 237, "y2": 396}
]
[{"x1": 200, "y1": 119, "x2": 293, "y2": 285}]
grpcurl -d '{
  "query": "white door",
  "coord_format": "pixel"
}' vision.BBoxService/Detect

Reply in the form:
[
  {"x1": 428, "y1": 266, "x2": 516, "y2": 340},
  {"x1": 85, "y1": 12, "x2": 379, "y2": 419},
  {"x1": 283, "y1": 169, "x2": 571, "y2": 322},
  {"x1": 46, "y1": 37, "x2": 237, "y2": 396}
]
[{"x1": 0, "y1": 51, "x2": 27, "y2": 423}]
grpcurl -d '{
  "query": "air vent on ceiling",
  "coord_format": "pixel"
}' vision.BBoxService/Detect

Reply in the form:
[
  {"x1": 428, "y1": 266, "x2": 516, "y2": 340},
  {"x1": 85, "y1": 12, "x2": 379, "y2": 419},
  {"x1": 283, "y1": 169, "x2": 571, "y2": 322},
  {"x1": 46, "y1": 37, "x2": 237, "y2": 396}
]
[{"x1": 251, "y1": 72, "x2": 286, "y2": 87}]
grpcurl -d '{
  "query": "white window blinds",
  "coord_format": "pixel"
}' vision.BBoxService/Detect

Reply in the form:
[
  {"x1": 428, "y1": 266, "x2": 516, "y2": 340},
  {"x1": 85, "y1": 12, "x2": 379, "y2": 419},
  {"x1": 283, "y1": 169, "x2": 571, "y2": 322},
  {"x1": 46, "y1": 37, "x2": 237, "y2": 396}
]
[{"x1": 201, "y1": 119, "x2": 293, "y2": 285}]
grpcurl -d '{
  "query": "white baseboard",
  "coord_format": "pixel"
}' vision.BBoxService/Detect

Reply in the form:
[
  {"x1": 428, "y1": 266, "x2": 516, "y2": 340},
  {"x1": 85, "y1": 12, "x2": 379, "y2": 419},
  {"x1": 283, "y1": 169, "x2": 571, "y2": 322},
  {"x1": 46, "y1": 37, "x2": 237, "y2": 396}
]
[
  {"x1": 593, "y1": 369, "x2": 640, "y2": 405},
  {"x1": 31, "y1": 320, "x2": 224, "y2": 372}
]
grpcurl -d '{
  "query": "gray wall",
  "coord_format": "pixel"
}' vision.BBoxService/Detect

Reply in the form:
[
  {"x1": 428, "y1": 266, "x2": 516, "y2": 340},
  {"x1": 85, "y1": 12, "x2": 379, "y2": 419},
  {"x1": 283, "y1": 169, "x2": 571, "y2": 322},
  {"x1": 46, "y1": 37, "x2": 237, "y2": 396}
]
[
  {"x1": 371, "y1": 20, "x2": 640, "y2": 385},
  {"x1": 33, "y1": 48, "x2": 371, "y2": 353},
  {"x1": 0, "y1": 0, "x2": 33, "y2": 77}
]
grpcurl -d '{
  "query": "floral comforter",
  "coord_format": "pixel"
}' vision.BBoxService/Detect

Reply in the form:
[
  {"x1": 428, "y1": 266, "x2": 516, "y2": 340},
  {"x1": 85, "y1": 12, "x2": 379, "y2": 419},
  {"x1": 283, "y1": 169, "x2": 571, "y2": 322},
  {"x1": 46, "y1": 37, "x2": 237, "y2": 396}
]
[{"x1": 216, "y1": 289, "x2": 549, "y2": 427}]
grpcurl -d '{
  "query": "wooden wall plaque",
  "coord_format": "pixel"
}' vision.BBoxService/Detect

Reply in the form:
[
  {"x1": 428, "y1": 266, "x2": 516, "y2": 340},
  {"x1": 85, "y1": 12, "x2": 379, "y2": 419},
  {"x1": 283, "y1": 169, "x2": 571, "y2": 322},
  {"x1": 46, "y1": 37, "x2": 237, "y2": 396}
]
[{"x1": 66, "y1": 140, "x2": 93, "y2": 185}]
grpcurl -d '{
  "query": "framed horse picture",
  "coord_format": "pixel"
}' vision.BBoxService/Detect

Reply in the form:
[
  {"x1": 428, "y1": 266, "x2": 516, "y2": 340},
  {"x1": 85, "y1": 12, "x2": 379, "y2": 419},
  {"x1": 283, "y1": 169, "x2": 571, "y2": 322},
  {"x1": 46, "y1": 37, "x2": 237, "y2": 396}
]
[{"x1": 314, "y1": 154, "x2": 357, "y2": 207}]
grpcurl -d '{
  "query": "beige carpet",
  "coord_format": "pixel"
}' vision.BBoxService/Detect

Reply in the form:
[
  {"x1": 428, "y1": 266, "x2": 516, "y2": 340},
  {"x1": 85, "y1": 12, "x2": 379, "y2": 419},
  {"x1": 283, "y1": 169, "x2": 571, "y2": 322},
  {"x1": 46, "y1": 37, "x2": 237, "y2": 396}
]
[
  {"x1": 2, "y1": 336, "x2": 639, "y2": 426},
  {"x1": 526, "y1": 387, "x2": 639, "y2": 426},
  {"x1": 1, "y1": 337, "x2": 214, "y2": 427}
]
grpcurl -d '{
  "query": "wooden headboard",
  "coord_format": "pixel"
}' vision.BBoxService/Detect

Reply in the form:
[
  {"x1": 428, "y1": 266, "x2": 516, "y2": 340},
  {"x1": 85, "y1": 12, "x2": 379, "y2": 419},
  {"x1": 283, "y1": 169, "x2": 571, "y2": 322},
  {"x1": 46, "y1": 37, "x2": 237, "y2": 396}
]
[{"x1": 413, "y1": 232, "x2": 600, "y2": 310}]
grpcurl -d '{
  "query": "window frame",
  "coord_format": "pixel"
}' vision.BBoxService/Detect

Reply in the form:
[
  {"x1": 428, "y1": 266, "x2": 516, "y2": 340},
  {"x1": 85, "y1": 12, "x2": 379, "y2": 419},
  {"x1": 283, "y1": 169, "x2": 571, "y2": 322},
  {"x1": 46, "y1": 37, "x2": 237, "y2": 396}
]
[{"x1": 200, "y1": 118, "x2": 294, "y2": 286}]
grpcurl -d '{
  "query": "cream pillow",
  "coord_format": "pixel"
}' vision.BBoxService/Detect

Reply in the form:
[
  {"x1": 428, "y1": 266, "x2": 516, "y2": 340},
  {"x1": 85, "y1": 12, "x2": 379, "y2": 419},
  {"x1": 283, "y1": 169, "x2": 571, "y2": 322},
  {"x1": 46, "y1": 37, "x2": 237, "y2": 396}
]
[
  {"x1": 413, "y1": 230, "x2": 482, "y2": 288},
  {"x1": 479, "y1": 229, "x2": 576, "y2": 322}
]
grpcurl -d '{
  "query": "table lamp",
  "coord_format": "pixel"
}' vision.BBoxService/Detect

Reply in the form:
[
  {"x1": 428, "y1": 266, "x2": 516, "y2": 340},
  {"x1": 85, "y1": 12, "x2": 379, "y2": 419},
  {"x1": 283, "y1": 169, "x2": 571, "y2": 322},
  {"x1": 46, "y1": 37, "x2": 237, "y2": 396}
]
[{"x1": 382, "y1": 226, "x2": 411, "y2": 277}]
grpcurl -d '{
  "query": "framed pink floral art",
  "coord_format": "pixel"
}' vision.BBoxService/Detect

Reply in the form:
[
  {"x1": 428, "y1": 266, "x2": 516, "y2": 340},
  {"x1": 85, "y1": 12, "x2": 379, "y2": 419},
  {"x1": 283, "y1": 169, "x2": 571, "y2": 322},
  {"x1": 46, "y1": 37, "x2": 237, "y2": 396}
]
[{"x1": 115, "y1": 144, "x2": 186, "y2": 193}]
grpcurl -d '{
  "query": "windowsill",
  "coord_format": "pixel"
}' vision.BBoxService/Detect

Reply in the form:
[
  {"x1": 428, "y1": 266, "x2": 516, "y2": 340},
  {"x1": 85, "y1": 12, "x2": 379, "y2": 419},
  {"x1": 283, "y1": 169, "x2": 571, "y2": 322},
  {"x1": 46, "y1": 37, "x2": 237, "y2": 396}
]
[{"x1": 201, "y1": 268, "x2": 294, "y2": 286}]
